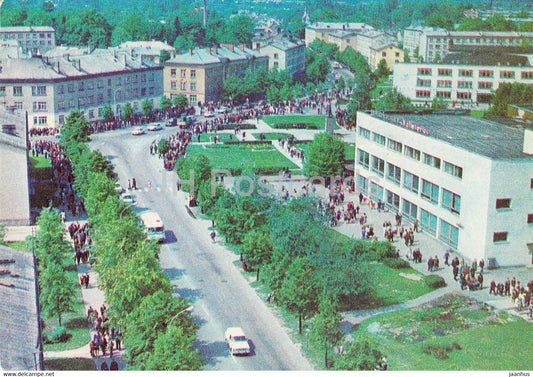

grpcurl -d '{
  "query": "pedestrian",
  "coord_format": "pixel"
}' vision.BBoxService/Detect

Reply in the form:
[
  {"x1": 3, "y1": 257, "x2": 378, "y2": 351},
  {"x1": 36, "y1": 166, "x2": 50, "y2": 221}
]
[
  {"x1": 101, "y1": 361, "x2": 109, "y2": 371},
  {"x1": 128, "y1": 179, "x2": 131, "y2": 190},
  {"x1": 110, "y1": 359, "x2": 119, "y2": 370},
  {"x1": 132, "y1": 178, "x2": 137, "y2": 190},
  {"x1": 478, "y1": 273, "x2": 484, "y2": 289},
  {"x1": 479, "y1": 258, "x2": 485, "y2": 273},
  {"x1": 444, "y1": 250, "x2": 450, "y2": 266}
]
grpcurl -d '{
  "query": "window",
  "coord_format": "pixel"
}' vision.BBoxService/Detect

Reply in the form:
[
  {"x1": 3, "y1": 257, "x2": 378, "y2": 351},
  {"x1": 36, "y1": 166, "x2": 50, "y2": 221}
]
[
  {"x1": 418, "y1": 68, "x2": 432, "y2": 75},
  {"x1": 371, "y1": 156, "x2": 385, "y2": 177},
  {"x1": 493, "y1": 232, "x2": 508, "y2": 242},
  {"x1": 274, "y1": 53, "x2": 279, "y2": 59},
  {"x1": 357, "y1": 174, "x2": 368, "y2": 194},
  {"x1": 190, "y1": 94, "x2": 197, "y2": 104},
  {"x1": 58, "y1": 115, "x2": 65, "y2": 124},
  {"x1": 417, "y1": 78, "x2": 431, "y2": 87},
  {"x1": 78, "y1": 82, "x2": 84, "y2": 91},
  {"x1": 442, "y1": 189, "x2": 460, "y2": 214},
  {"x1": 438, "y1": 68, "x2": 452, "y2": 76},
  {"x1": 421, "y1": 180, "x2": 439, "y2": 204},
  {"x1": 370, "y1": 182, "x2": 384, "y2": 202},
  {"x1": 495, "y1": 198, "x2": 511, "y2": 209},
  {"x1": 440, "y1": 220, "x2": 459, "y2": 248},
  {"x1": 171, "y1": 68, "x2": 177, "y2": 77},
  {"x1": 387, "y1": 163, "x2": 401, "y2": 185},
  {"x1": 457, "y1": 92, "x2": 472, "y2": 100},
  {"x1": 457, "y1": 81, "x2": 472, "y2": 89},
  {"x1": 500, "y1": 71, "x2": 515, "y2": 79},
  {"x1": 528, "y1": 214, "x2": 533, "y2": 224},
  {"x1": 87, "y1": 82, "x2": 94, "y2": 90},
  {"x1": 459, "y1": 69, "x2": 473, "y2": 77},
  {"x1": 180, "y1": 82, "x2": 186, "y2": 91},
  {"x1": 14, "y1": 102, "x2": 23, "y2": 110},
  {"x1": 373, "y1": 132, "x2": 386, "y2": 145},
  {"x1": 190, "y1": 70, "x2": 196, "y2": 78},
  {"x1": 402, "y1": 199, "x2": 418, "y2": 221},
  {"x1": 32, "y1": 102, "x2": 47, "y2": 111},
  {"x1": 437, "y1": 80, "x2": 452, "y2": 88},
  {"x1": 0, "y1": 86, "x2": 5, "y2": 96},
  {"x1": 443, "y1": 161, "x2": 463, "y2": 179},
  {"x1": 170, "y1": 81, "x2": 177, "y2": 90},
  {"x1": 478, "y1": 82, "x2": 492, "y2": 89},
  {"x1": 386, "y1": 190, "x2": 400, "y2": 211},
  {"x1": 13, "y1": 86, "x2": 23, "y2": 96},
  {"x1": 357, "y1": 149, "x2": 369, "y2": 169},
  {"x1": 423, "y1": 153, "x2": 441, "y2": 169},
  {"x1": 531, "y1": 178, "x2": 533, "y2": 189},
  {"x1": 420, "y1": 209, "x2": 438, "y2": 236},
  {"x1": 521, "y1": 71, "x2": 533, "y2": 80},
  {"x1": 190, "y1": 82, "x2": 196, "y2": 91},
  {"x1": 416, "y1": 90, "x2": 431, "y2": 98},
  {"x1": 33, "y1": 116, "x2": 47, "y2": 125},
  {"x1": 436, "y1": 91, "x2": 451, "y2": 98},
  {"x1": 358, "y1": 127, "x2": 371, "y2": 139},
  {"x1": 403, "y1": 171, "x2": 419, "y2": 193},
  {"x1": 479, "y1": 70, "x2": 494, "y2": 78},
  {"x1": 387, "y1": 139, "x2": 402, "y2": 153}
]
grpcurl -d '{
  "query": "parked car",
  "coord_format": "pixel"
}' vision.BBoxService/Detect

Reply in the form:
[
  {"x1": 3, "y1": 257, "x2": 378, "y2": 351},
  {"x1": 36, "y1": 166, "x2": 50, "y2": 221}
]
[
  {"x1": 224, "y1": 327, "x2": 251, "y2": 356},
  {"x1": 216, "y1": 106, "x2": 229, "y2": 114},
  {"x1": 165, "y1": 118, "x2": 177, "y2": 127},
  {"x1": 204, "y1": 111, "x2": 215, "y2": 118},
  {"x1": 147, "y1": 123, "x2": 163, "y2": 131},
  {"x1": 132, "y1": 127, "x2": 146, "y2": 135}
]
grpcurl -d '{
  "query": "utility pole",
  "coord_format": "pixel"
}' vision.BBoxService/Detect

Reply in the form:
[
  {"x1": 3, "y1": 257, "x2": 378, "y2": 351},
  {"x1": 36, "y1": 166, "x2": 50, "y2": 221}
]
[{"x1": 203, "y1": 0, "x2": 207, "y2": 26}]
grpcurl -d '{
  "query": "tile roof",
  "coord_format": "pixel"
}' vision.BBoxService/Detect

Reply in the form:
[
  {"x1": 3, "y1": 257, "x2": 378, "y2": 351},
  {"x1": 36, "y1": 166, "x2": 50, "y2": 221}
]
[
  {"x1": 0, "y1": 245, "x2": 42, "y2": 370},
  {"x1": 166, "y1": 46, "x2": 267, "y2": 66}
]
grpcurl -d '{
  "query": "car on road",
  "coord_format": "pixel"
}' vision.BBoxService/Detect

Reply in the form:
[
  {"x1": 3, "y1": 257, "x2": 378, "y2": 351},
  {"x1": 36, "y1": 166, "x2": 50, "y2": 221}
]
[
  {"x1": 147, "y1": 123, "x2": 163, "y2": 131},
  {"x1": 204, "y1": 111, "x2": 215, "y2": 118},
  {"x1": 225, "y1": 327, "x2": 251, "y2": 356},
  {"x1": 165, "y1": 118, "x2": 177, "y2": 127},
  {"x1": 121, "y1": 191, "x2": 136, "y2": 206},
  {"x1": 139, "y1": 211, "x2": 165, "y2": 243},
  {"x1": 216, "y1": 106, "x2": 229, "y2": 114},
  {"x1": 131, "y1": 127, "x2": 146, "y2": 135}
]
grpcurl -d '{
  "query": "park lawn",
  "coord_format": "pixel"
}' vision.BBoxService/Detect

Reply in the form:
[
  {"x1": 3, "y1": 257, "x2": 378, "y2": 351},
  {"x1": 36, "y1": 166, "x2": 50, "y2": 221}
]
[
  {"x1": 470, "y1": 110, "x2": 485, "y2": 117},
  {"x1": 371, "y1": 77, "x2": 393, "y2": 98},
  {"x1": 251, "y1": 132, "x2": 295, "y2": 141},
  {"x1": 3, "y1": 241, "x2": 26, "y2": 251},
  {"x1": 30, "y1": 155, "x2": 52, "y2": 169},
  {"x1": 186, "y1": 143, "x2": 299, "y2": 174},
  {"x1": 196, "y1": 132, "x2": 237, "y2": 143},
  {"x1": 262, "y1": 115, "x2": 326, "y2": 129},
  {"x1": 353, "y1": 293, "x2": 533, "y2": 370},
  {"x1": 295, "y1": 141, "x2": 354, "y2": 161},
  {"x1": 43, "y1": 259, "x2": 90, "y2": 352}
]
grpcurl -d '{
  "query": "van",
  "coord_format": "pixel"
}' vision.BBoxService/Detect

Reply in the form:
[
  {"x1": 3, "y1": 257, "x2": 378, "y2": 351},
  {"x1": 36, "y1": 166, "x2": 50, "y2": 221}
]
[{"x1": 139, "y1": 211, "x2": 165, "y2": 243}]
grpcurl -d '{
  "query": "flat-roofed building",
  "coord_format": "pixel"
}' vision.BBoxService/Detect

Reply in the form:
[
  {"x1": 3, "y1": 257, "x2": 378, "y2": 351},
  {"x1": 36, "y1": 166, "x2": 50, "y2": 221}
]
[
  {"x1": 355, "y1": 110, "x2": 533, "y2": 267},
  {"x1": 259, "y1": 39, "x2": 306, "y2": 78},
  {"x1": 0, "y1": 47, "x2": 163, "y2": 129},
  {"x1": 164, "y1": 45, "x2": 268, "y2": 105},
  {"x1": 0, "y1": 26, "x2": 55, "y2": 55},
  {"x1": 0, "y1": 108, "x2": 30, "y2": 226}
]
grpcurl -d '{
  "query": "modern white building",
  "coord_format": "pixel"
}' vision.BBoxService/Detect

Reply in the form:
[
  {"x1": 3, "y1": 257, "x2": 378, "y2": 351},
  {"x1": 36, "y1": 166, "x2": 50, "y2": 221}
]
[
  {"x1": 393, "y1": 62, "x2": 533, "y2": 107},
  {"x1": 0, "y1": 26, "x2": 56, "y2": 55},
  {"x1": 259, "y1": 39, "x2": 306, "y2": 78},
  {"x1": 355, "y1": 110, "x2": 533, "y2": 267}
]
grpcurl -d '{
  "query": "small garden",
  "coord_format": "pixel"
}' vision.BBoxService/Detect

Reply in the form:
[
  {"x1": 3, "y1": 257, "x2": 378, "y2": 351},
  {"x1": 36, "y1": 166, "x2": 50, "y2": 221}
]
[
  {"x1": 195, "y1": 132, "x2": 236, "y2": 143},
  {"x1": 262, "y1": 115, "x2": 326, "y2": 130},
  {"x1": 252, "y1": 132, "x2": 295, "y2": 141}
]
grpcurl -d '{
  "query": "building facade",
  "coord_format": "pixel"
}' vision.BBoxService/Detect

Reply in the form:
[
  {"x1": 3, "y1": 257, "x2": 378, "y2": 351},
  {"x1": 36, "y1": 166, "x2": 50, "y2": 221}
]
[
  {"x1": 355, "y1": 110, "x2": 533, "y2": 267},
  {"x1": 0, "y1": 48, "x2": 163, "y2": 129},
  {"x1": 393, "y1": 62, "x2": 533, "y2": 107},
  {"x1": 304, "y1": 22, "x2": 374, "y2": 46},
  {"x1": 0, "y1": 26, "x2": 55, "y2": 55},
  {"x1": 259, "y1": 39, "x2": 306, "y2": 78},
  {"x1": 327, "y1": 31, "x2": 357, "y2": 52},
  {"x1": 164, "y1": 45, "x2": 268, "y2": 105},
  {"x1": 117, "y1": 41, "x2": 177, "y2": 65},
  {"x1": 369, "y1": 43, "x2": 404, "y2": 71}
]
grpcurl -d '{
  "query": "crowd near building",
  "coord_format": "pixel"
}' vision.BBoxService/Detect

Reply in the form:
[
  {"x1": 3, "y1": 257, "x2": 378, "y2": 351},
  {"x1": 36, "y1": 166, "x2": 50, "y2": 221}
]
[
  {"x1": 355, "y1": 110, "x2": 533, "y2": 268},
  {"x1": 0, "y1": 47, "x2": 164, "y2": 128}
]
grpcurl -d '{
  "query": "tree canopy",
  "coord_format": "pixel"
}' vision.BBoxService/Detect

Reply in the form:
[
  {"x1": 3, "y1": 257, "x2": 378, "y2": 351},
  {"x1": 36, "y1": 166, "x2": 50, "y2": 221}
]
[{"x1": 304, "y1": 133, "x2": 346, "y2": 178}]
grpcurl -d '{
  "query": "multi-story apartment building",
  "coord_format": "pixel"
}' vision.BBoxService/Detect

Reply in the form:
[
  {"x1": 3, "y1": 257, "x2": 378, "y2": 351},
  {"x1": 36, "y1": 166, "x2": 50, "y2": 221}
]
[
  {"x1": 402, "y1": 26, "x2": 533, "y2": 62},
  {"x1": 356, "y1": 31, "x2": 386, "y2": 60},
  {"x1": 259, "y1": 39, "x2": 306, "y2": 78},
  {"x1": 355, "y1": 110, "x2": 533, "y2": 267},
  {"x1": 304, "y1": 22, "x2": 374, "y2": 46},
  {"x1": 0, "y1": 48, "x2": 163, "y2": 129},
  {"x1": 118, "y1": 41, "x2": 177, "y2": 65},
  {"x1": 368, "y1": 43, "x2": 404, "y2": 71},
  {"x1": 327, "y1": 30, "x2": 357, "y2": 52},
  {"x1": 393, "y1": 61, "x2": 533, "y2": 107},
  {"x1": 164, "y1": 45, "x2": 268, "y2": 105},
  {"x1": 0, "y1": 26, "x2": 56, "y2": 55}
]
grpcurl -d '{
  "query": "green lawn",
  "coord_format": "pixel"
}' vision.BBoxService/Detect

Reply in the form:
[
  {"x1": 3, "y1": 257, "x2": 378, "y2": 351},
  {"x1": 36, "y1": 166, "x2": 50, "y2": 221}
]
[
  {"x1": 371, "y1": 77, "x2": 393, "y2": 98},
  {"x1": 186, "y1": 143, "x2": 299, "y2": 174},
  {"x1": 251, "y1": 132, "x2": 295, "y2": 141},
  {"x1": 262, "y1": 115, "x2": 326, "y2": 129},
  {"x1": 352, "y1": 292, "x2": 533, "y2": 370},
  {"x1": 29, "y1": 155, "x2": 53, "y2": 181},
  {"x1": 196, "y1": 132, "x2": 237, "y2": 143},
  {"x1": 4, "y1": 241, "x2": 26, "y2": 251},
  {"x1": 470, "y1": 110, "x2": 485, "y2": 117},
  {"x1": 29, "y1": 155, "x2": 52, "y2": 169}
]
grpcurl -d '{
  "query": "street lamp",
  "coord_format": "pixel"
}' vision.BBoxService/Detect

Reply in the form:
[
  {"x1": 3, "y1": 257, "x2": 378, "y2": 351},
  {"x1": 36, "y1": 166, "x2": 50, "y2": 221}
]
[{"x1": 167, "y1": 305, "x2": 193, "y2": 332}]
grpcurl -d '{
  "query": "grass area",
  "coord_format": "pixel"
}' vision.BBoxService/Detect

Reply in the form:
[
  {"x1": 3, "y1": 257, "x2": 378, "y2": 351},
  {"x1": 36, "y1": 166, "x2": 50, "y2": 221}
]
[
  {"x1": 186, "y1": 143, "x2": 299, "y2": 174},
  {"x1": 251, "y1": 132, "x2": 295, "y2": 141},
  {"x1": 295, "y1": 141, "x2": 355, "y2": 161},
  {"x1": 45, "y1": 358, "x2": 96, "y2": 371},
  {"x1": 43, "y1": 258, "x2": 90, "y2": 352},
  {"x1": 352, "y1": 292, "x2": 533, "y2": 370},
  {"x1": 4, "y1": 241, "x2": 26, "y2": 251},
  {"x1": 29, "y1": 155, "x2": 52, "y2": 169},
  {"x1": 196, "y1": 132, "x2": 237, "y2": 143},
  {"x1": 371, "y1": 77, "x2": 394, "y2": 99},
  {"x1": 262, "y1": 115, "x2": 326, "y2": 129},
  {"x1": 470, "y1": 110, "x2": 485, "y2": 117},
  {"x1": 29, "y1": 155, "x2": 54, "y2": 181}
]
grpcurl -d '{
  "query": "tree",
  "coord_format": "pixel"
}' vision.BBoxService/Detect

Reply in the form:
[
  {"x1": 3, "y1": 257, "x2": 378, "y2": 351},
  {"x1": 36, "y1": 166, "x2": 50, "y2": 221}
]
[
  {"x1": 374, "y1": 88, "x2": 412, "y2": 111},
  {"x1": 160, "y1": 96, "x2": 172, "y2": 112},
  {"x1": 172, "y1": 94, "x2": 188, "y2": 112},
  {"x1": 142, "y1": 99, "x2": 154, "y2": 118},
  {"x1": 43, "y1": 1, "x2": 55, "y2": 12},
  {"x1": 241, "y1": 229, "x2": 273, "y2": 281},
  {"x1": 145, "y1": 326, "x2": 203, "y2": 370},
  {"x1": 375, "y1": 59, "x2": 390, "y2": 78},
  {"x1": 520, "y1": 22, "x2": 533, "y2": 32},
  {"x1": 334, "y1": 337, "x2": 385, "y2": 370},
  {"x1": 159, "y1": 50, "x2": 171, "y2": 64},
  {"x1": 304, "y1": 133, "x2": 345, "y2": 178},
  {"x1": 431, "y1": 97, "x2": 447, "y2": 110},
  {"x1": 61, "y1": 110, "x2": 90, "y2": 147},
  {"x1": 57, "y1": 9, "x2": 112, "y2": 47},
  {"x1": 277, "y1": 257, "x2": 321, "y2": 334},
  {"x1": 40, "y1": 262, "x2": 75, "y2": 326},
  {"x1": 157, "y1": 139, "x2": 171, "y2": 156},
  {"x1": 123, "y1": 102, "x2": 134, "y2": 123},
  {"x1": 102, "y1": 105, "x2": 114, "y2": 122},
  {"x1": 337, "y1": 76, "x2": 346, "y2": 90},
  {"x1": 225, "y1": 15, "x2": 254, "y2": 45},
  {"x1": 306, "y1": 54, "x2": 330, "y2": 83},
  {"x1": 312, "y1": 298, "x2": 343, "y2": 368}
]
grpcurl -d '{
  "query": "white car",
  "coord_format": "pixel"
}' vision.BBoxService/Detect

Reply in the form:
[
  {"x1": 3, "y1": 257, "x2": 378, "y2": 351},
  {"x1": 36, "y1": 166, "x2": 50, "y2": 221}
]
[
  {"x1": 204, "y1": 111, "x2": 215, "y2": 118},
  {"x1": 132, "y1": 127, "x2": 146, "y2": 135},
  {"x1": 225, "y1": 327, "x2": 251, "y2": 356},
  {"x1": 147, "y1": 123, "x2": 163, "y2": 131},
  {"x1": 121, "y1": 191, "x2": 136, "y2": 206}
]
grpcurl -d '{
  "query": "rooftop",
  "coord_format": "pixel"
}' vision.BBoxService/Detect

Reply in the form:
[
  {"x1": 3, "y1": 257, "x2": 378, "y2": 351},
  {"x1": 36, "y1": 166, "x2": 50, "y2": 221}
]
[
  {"x1": 0, "y1": 245, "x2": 42, "y2": 370},
  {"x1": 0, "y1": 26, "x2": 54, "y2": 33},
  {"x1": 367, "y1": 111, "x2": 533, "y2": 160},
  {"x1": 306, "y1": 22, "x2": 374, "y2": 32},
  {"x1": 442, "y1": 49, "x2": 530, "y2": 66},
  {"x1": 166, "y1": 46, "x2": 267, "y2": 66}
]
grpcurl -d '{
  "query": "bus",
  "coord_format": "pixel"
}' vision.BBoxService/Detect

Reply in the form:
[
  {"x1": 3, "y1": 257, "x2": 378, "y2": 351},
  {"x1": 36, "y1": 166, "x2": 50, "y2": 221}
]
[{"x1": 139, "y1": 211, "x2": 165, "y2": 243}]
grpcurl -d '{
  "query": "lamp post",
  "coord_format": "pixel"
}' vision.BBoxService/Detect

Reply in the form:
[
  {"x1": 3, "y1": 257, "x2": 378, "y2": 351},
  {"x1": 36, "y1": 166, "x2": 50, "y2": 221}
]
[{"x1": 167, "y1": 305, "x2": 193, "y2": 332}]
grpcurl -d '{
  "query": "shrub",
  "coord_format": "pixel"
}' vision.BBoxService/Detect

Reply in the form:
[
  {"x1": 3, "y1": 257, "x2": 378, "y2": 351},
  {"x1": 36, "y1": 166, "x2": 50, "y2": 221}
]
[
  {"x1": 422, "y1": 341, "x2": 461, "y2": 359},
  {"x1": 44, "y1": 326, "x2": 70, "y2": 344},
  {"x1": 383, "y1": 257, "x2": 410, "y2": 269},
  {"x1": 424, "y1": 274, "x2": 446, "y2": 289}
]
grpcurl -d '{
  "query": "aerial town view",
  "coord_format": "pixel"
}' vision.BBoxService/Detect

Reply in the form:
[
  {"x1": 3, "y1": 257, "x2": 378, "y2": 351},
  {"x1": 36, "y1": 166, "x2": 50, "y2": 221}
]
[{"x1": 1, "y1": 0, "x2": 533, "y2": 373}]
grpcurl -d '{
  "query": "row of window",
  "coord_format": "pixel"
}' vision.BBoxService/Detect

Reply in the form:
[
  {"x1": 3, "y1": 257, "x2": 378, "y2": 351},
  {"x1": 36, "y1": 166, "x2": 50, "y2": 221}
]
[
  {"x1": 417, "y1": 68, "x2": 533, "y2": 80},
  {"x1": 170, "y1": 68, "x2": 196, "y2": 79},
  {"x1": 417, "y1": 80, "x2": 494, "y2": 90},
  {"x1": 357, "y1": 132, "x2": 463, "y2": 179},
  {"x1": 170, "y1": 81, "x2": 197, "y2": 91}
]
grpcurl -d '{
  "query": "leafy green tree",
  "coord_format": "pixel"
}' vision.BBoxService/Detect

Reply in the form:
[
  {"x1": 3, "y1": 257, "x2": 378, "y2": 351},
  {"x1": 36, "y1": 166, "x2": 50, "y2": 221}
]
[
  {"x1": 277, "y1": 257, "x2": 321, "y2": 334},
  {"x1": 486, "y1": 82, "x2": 533, "y2": 117},
  {"x1": 306, "y1": 54, "x2": 330, "y2": 83},
  {"x1": 431, "y1": 97, "x2": 447, "y2": 110},
  {"x1": 334, "y1": 337, "x2": 385, "y2": 370},
  {"x1": 312, "y1": 298, "x2": 343, "y2": 368},
  {"x1": 241, "y1": 229, "x2": 273, "y2": 281},
  {"x1": 374, "y1": 88, "x2": 412, "y2": 111},
  {"x1": 102, "y1": 105, "x2": 114, "y2": 122},
  {"x1": 304, "y1": 133, "x2": 345, "y2": 178},
  {"x1": 375, "y1": 59, "x2": 390, "y2": 78},
  {"x1": 157, "y1": 139, "x2": 171, "y2": 156},
  {"x1": 160, "y1": 50, "x2": 171, "y2": 63},
  {"x1": 142, "y1": 99, "x2": 154, "y2": 118},
  {"x1": 172, "y1": 93, "x2": 189, "y2": 112},
  {"x1": 145, "y1": 326, "x2": 203, "y2": 370},
  {"x1": 123, "y1": 102, "x2": 134, "y2": 123},
  {"x1": 56, "y1": 9, "x2": 112, "y2": 47},
  {"x1": 520, "y1": 22, "x2": 533, "y2": 32},
  {"x1": 40, "y1": 262, "x2": 76, "y2": 326},
  {"x1": 61, "y1": 110, "x2": 90, "y2": 147},
  {"x1": 43, "y1": 1, "x2": 55, "y2": 12},
  {"x1": 337, "y1": 76, "x2": 346, "y2": 90},
  {"x1": 34, "y1": 207, "x2": 71, "y2": 268},
  {"x1": 160, "y1": 96, "x2": 172, "y2": 112},
  {"x1": 224, "y1": 15, "x2": 254, "y2": 45}
]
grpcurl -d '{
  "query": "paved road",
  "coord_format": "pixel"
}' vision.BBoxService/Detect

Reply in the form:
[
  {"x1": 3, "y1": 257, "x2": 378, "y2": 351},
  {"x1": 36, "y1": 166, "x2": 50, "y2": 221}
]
[{"x1": 89, "y1": 127, "x2": 312, "y2": 371}]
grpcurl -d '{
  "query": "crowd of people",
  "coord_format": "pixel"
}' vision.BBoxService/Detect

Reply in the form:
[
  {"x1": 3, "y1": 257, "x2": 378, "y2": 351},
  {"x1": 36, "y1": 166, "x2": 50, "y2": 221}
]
[{"x1": 88, "y1": 304, "x2": 123, "y2": 366}]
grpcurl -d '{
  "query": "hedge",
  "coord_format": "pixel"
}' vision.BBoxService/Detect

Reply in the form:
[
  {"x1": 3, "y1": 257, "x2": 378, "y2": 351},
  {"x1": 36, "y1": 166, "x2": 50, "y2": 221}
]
[{"x1": 424, "y1": 274, "x2": 447, "y2": 289}]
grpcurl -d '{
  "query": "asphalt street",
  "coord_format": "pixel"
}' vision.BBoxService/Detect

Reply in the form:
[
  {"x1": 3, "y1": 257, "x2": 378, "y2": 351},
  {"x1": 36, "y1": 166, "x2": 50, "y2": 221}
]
[{"x1": 89, "y1": 126, "x2": 312, "y2": 371}]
